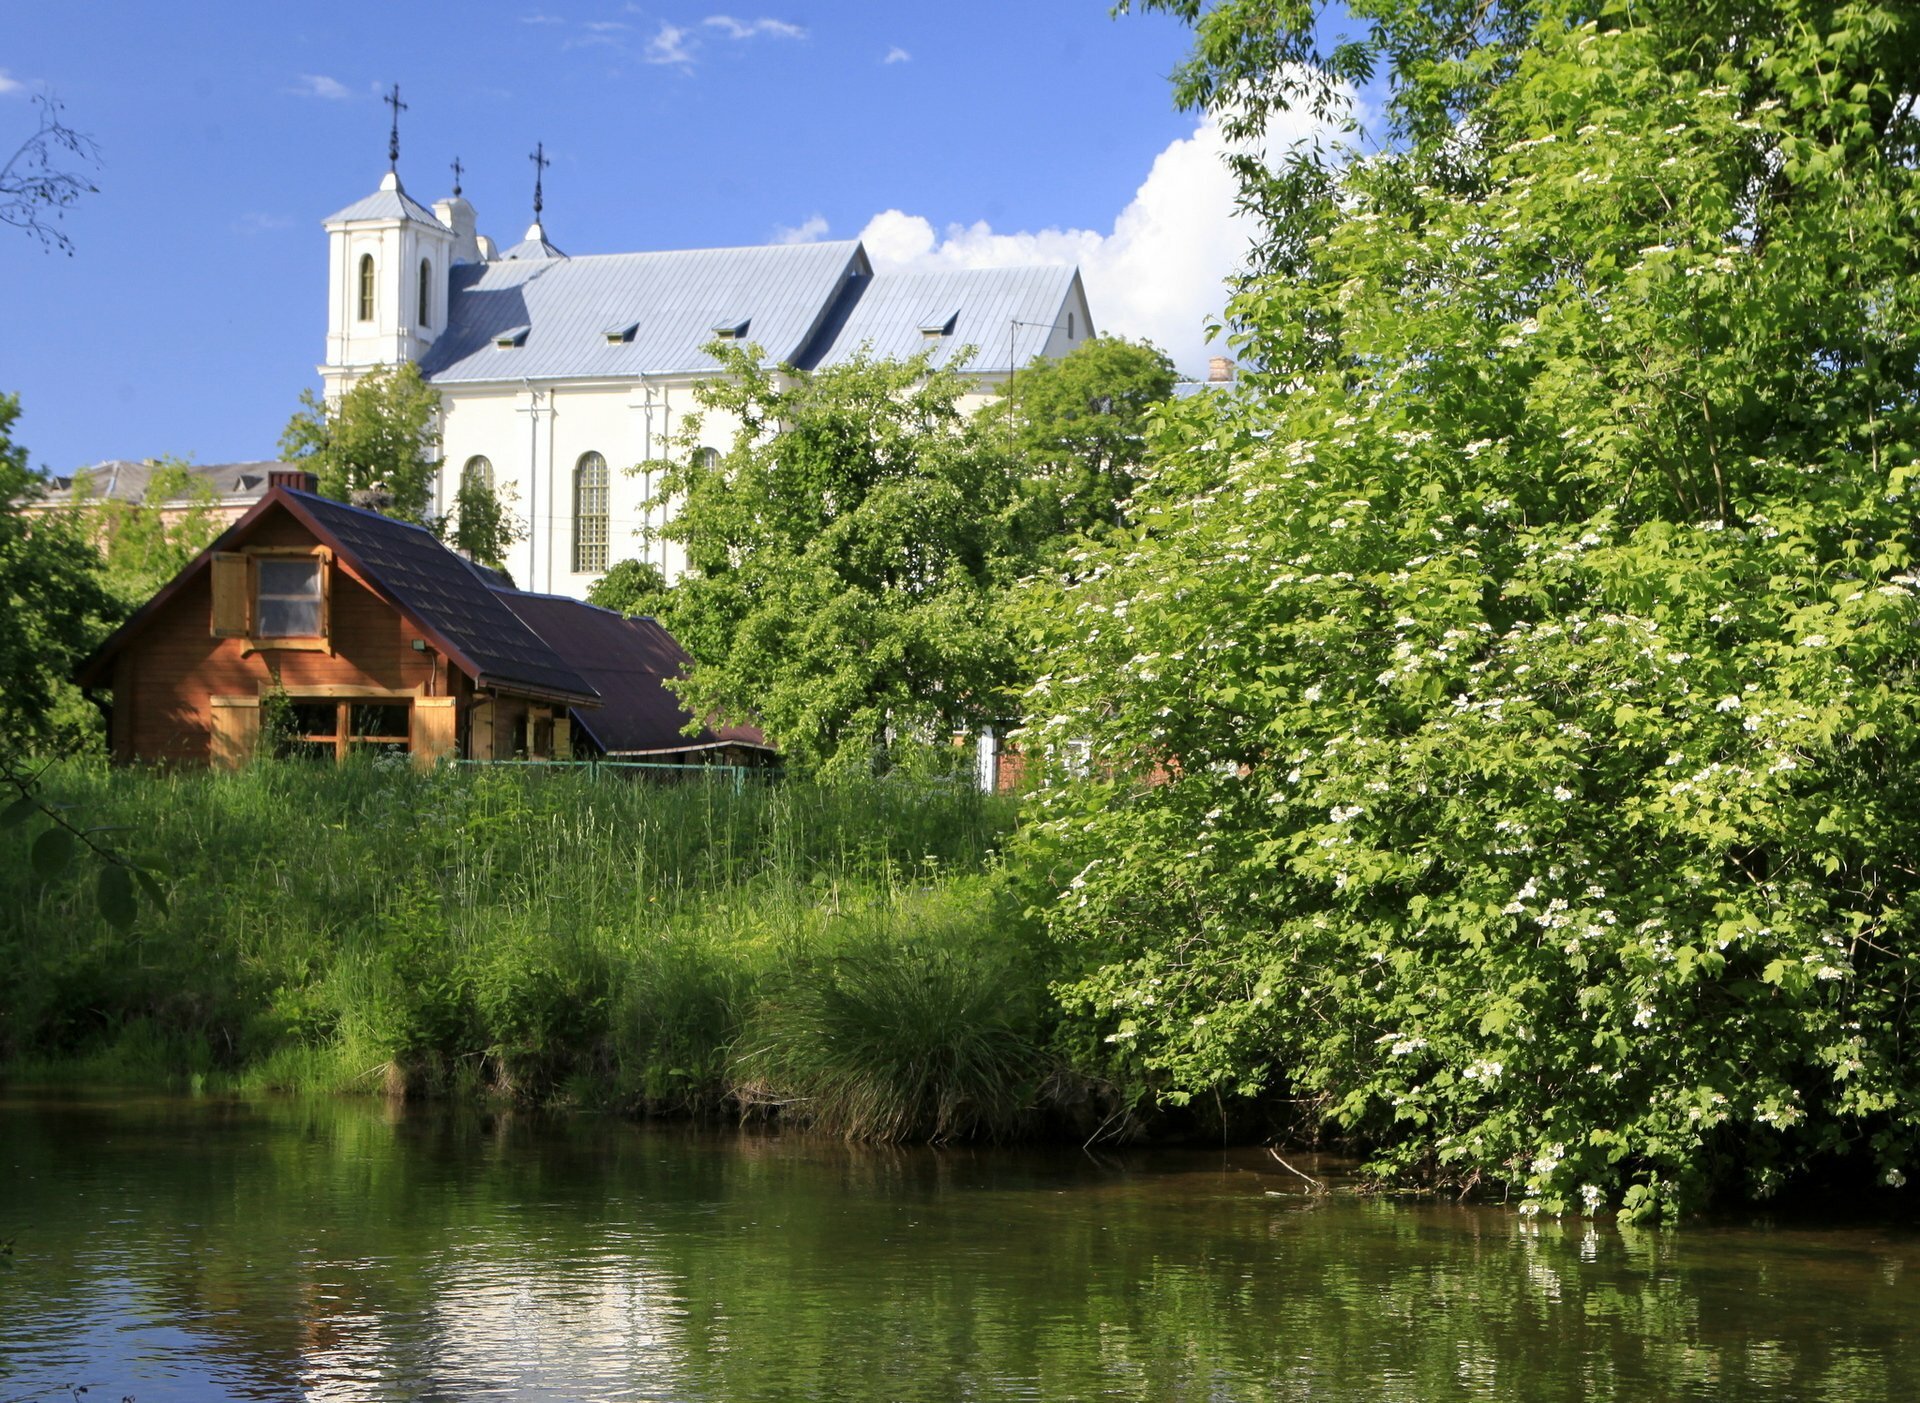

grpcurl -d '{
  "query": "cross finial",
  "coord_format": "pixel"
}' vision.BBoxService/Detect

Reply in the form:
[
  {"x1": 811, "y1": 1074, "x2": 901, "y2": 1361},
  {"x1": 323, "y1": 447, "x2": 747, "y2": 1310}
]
[
  {"x1": 450, "y1": 155, "x2": 464, "y2": 197},
  {"x1": 384, "y1": 84, "x2": 408, "y2": 171},
  {"x1": 530, "y1": 141, "x2": 550, "y2": 220}
]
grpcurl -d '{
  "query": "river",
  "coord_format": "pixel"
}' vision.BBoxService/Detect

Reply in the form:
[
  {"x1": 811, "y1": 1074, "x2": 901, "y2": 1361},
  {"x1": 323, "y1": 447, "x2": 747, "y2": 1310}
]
[{"x1": 1, "y1": 1089, "x2": 1915, "y2": 1400}]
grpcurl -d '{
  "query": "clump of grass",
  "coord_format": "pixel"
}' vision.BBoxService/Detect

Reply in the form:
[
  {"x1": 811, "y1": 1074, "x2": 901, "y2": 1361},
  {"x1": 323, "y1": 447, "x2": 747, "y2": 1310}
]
[
  {"x1": 0, "y1": 759, "x2": 1046, "y2": 1139},
  {"x1": 732, "y1": 889, "x2": 1048, "y2": 1142}
]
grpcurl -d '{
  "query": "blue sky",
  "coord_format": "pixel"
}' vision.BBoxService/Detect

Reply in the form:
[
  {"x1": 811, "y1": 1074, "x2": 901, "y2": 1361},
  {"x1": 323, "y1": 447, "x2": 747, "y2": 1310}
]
[{"x1": 4, "y1": 1, "x2": 1309, "y2": 474}]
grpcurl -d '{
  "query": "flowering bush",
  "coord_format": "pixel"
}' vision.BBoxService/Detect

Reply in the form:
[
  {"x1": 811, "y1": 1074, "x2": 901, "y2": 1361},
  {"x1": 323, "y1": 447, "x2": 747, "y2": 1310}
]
[{"x1": 1024, "y1": 1, "x2": 1920, "y2": 1216}]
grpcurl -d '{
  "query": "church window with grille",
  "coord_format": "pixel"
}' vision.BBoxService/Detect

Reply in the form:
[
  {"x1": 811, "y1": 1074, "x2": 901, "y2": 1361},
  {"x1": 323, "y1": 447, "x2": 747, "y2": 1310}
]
[
  {"x1": 573, "y1": 452, "x2": 609, "y2": 573},
  {"x1": 417, "y1": 259, "x2": 431, "y2": 327},
  {"x1": 462, "y1": 455, "x2": 493, "y2": 492},
  {"x1": 357, "y1": 254, "x2": 375, "y2": 321}
]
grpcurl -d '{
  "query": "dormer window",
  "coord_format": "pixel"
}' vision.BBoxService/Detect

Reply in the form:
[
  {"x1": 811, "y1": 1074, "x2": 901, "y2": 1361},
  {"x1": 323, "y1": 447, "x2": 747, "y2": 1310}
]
[
  {"x1": 711, "y1": 317, "x2": 750, "y2": 340},
  {"x1": 357, "y1": 254, "x2": 375, "y2": 322},
  {"x1": 493, "y1": 326, "x2": 530, "y2": 349},
  {"x1": 604, "y1": 320, "x2": 639, "y2": 345},
  {"x1": 919, "y1": 309, "x2": 959, "y2": 339},
  {"x1": 418, "y1": 259, "x2": 432, "y2": 328}
]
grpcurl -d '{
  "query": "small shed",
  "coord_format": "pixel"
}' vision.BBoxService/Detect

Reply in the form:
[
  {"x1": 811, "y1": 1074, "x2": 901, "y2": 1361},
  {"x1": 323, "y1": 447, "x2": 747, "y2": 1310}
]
[{"x1": 76, "y1": 472, "x2": 761, "y2": 769}]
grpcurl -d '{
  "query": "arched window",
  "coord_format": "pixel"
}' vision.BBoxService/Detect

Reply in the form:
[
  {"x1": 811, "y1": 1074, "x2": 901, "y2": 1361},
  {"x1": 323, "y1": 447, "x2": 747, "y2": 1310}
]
[
  {"x1": 694, "y1": 447, "x2": 720, "y2": 472},
  {"x1": 572, "y1": 452, "x2": 609, "y2": 574},
  {"x1": 418, "y1": 258, "x2": 432, "y2": 328},
  {"x1": 462, "y1": 455, "x2": 493, "y2": 492},
  {"x1": 357, "y1": 254, "x2": 375, "y2": 322}
]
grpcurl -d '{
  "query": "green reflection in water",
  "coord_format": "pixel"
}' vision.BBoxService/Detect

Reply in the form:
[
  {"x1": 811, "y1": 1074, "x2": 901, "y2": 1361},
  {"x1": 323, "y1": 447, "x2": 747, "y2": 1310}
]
[{"x1": 0, "y1": 1090, "x2": 1916, "y2": 1401}]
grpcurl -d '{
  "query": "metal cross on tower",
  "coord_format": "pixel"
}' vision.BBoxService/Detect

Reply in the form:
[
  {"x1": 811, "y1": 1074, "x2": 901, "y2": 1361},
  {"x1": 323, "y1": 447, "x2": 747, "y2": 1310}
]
[
  {"x1": 529, "y1": 141, "x2": 550, "y2": 220},
  {"x1": 384, "y1": 84, "x2": 408, "y2": 171},
  {"x1": 450, "y1": 156, "x2": 464, "y2": 197}
]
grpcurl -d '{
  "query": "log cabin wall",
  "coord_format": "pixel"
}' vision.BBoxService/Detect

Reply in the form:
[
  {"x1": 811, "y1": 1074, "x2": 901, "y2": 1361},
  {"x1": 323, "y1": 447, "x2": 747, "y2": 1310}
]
[{"x1": 108, "y1": 520, "x2": 453, "y2": 766}]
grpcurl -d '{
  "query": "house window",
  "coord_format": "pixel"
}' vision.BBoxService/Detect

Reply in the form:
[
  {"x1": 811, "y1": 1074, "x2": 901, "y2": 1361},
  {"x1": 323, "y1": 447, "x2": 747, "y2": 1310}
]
[
  {"x1": 694, "y1": 447, "x2": 720, "y2": 472},
  {"x1": 256, "y1": 558, "x2": 323, "y2": 637},
  {"x1": 418, "y1": 258, "x2": 432, "y2": 327},
  {"x1": 573, "y1": 451, "x2": 609, "y2": 573},
  {"x1": 463, "y1": 455, "x2": 493, "y2": 491},
  {"x1": 358, "y1": 254, "x2": 375, "y2": 322},
  {"x1": 278, "y1": 699, "x2": 411, "y2": 762},
  {"x1": 1068, "y1": 312, "x2": 1076, "y2": 338}
]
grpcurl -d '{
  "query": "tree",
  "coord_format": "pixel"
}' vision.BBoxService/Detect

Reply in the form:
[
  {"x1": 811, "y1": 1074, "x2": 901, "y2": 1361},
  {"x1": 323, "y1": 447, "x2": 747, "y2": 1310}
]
[
  {"x1": 649, "y1": 342, "x2": 1029, "y2": 773},
  {"x1": 279, "y1": 363, "x2": 442, "y2": 524},
  {"x1": 2, "y1": 94, "x2": 100, "y2": 257},
  {"x1": 74, "y1": 458, "x2": 223, "y2": 609},
  {"x1": 1025, "y1": 0, "x2": 1920, "y2": 1216},
  {"x1": 586, "y1": 558, "x2": 672, "y2": 620},
  {"x1": 438, "y1": 460, "x2": 523, "y2": 575},
  {"x1": 0, "y1": 395, "x2": 114, "y2": 747},
  {"x1": 1002, "y1": 334, "x2": 1177, "y2": 544}
]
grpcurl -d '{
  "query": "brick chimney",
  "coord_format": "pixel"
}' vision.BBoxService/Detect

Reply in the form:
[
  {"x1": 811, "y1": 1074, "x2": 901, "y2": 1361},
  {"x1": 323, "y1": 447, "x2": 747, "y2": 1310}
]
[
  {"x1": 268, "y1": 468, "x2": 320, "y2": 494},
  {"x1": 1208, "y1": 356, "x2": 1236, "y2": 383}
]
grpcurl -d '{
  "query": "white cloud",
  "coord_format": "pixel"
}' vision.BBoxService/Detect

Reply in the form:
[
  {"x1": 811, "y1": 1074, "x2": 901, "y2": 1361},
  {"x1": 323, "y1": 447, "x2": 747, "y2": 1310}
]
[
  {"x1": 856, "y1": 103, "x2": 1351, "y2": 376},
  {"x1": 235, "y1": 211, "x2": 295, "y2": 234},
  {"x1": 521, "y1": 11, "x2": 566, "y2": 23},
  {"x1": 289, "y1": 74, "x2": 351, "y2": 100},
  {"x1": 644, "y1": 22, "x2": 695, "y2": 64},
  {"x1": 584, "y1": 19, "x2": 629, "y2": 30},
  {"x1": 774, "y1": 213, "x2": 829, "y2": 244},
  {"x1": 704, "y1": 15, "x2": 806, "y2": 39},
  {"x1": 0, "y1": 69, "x2": 27, "y2": 97},
  {"x1": 883, "y1": 46, "x2": 910, "y2": 65}
]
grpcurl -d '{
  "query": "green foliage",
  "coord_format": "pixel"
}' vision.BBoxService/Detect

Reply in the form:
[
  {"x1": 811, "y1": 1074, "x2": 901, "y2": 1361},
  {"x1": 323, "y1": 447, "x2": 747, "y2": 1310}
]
[
  {"x1": 651, "y1": 342, "x2": 1032, "y2": 773},
  {"x1": 0, "y1": 393, "x2": 115, "y2": 748},
  {"x1": 1027, "y1": 0, "x2": 1920, "y2": 1214},
  {"x1": 586, "y1": 557, "x2": 673, "y2": 620},
  {"x1": 70, "y1": 456, "x2": 224, "y2": 608},
  {"x1": 0, "y1": 762, "x2": 1033, "y2": 1132},
  {"x1": 1002, "y1": 334, "x2": 1178, "y2": 543},
  {"x1": 279, "y1": 362, "x2": 442, "y2": 524},
  {"x1": 436, "y1": 459, "x2": 523, "y2": 573},
  {"x1": 734, "y1": 892, "x2": 1048, "y2": 1141}
]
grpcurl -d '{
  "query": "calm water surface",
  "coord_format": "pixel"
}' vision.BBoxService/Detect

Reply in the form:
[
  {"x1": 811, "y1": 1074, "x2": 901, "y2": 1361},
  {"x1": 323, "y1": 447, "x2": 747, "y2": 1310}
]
[{"x1": 1, "y1": 1089, "x2": 1916, "y2": 1401}]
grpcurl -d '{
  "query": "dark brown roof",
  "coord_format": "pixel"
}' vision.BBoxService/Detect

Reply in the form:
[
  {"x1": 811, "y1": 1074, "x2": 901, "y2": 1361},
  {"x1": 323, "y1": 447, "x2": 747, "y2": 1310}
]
[
  {"x1": 497, "y1": 591, "x2": 773, "y2": 756},
  {"x1": 289, "y1": 491, "x2": 595, "y2": 702},
  {"x1": 77, "y1": 487, "x2": 598, "y2": 705}
]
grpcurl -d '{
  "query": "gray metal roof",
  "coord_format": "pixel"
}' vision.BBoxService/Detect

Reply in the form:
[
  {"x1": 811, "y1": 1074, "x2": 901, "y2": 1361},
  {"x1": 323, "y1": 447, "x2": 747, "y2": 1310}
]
[
  {"x1": 324, "y1": 184, "x2": 444, "y2": 228},
  {"x1": 418, "y1": 240, "x2": 870, "y2": 383},
  {"x1": 46, "y1": 459, "x2": 291, "y2": 506},
  {"x1": 502, "y1": 222, "x2": 566, "y2": 261},
  {"x1": 796, "y1": 266, "x2": 1085, "y2": 374}
]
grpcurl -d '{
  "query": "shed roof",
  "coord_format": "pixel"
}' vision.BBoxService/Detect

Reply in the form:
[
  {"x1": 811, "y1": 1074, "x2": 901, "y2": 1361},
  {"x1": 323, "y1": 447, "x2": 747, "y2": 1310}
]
[
  {"x1": 418, "y1": 240, "x2": 868, "y2": 383},
  {"x1": 497, "y1": 592, "x2": 774, "y2": 756},
  {"x1": 76, "y1": 488, "x2": 598, "y2": 705}
]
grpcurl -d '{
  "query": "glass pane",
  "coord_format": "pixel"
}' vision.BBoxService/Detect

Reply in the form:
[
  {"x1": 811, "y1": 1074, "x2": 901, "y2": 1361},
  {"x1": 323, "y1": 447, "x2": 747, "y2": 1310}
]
[
  {"x1": 258, "y1": 559, "x2": 319, "y2": 598},
  {"x1": 258, "y1": 598, "x2": 322, "y2": 637},
  {"x1": 348, "y1": 703, "x2": 410, "y2": 739},
  {"x1": 288, "y1": 701, "x2": 337, "y2": 736}
]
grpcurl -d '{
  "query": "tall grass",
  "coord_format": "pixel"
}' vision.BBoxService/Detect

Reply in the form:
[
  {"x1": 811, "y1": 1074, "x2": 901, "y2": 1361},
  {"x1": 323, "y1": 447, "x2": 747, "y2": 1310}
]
[{"x1": 0, "y1": 759, "x2": 1056, "y2": 1138}]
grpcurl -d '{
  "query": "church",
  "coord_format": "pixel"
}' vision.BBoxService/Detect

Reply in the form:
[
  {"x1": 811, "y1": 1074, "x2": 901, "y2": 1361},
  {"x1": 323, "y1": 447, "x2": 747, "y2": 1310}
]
[{"x1": 319, "y1": 130, "x2": 1095, "y2": 601}]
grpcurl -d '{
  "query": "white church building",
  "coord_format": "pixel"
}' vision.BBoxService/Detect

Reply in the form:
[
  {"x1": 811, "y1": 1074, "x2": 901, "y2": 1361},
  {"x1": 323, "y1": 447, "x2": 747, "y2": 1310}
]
[{"x1": 319, "y1": 156, "x2": 1094, "y2": 600}]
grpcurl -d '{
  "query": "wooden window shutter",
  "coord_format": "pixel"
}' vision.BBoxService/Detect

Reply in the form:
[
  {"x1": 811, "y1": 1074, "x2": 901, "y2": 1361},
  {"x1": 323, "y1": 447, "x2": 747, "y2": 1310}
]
[
  {"x1": 210, "y1": 554, "x2": 251, "y2": 637},
  {"x1": 412, "y1": 697, "x2": 457, "y2": 768},
  {"x1": 317, "y1": 549, "x2": 333, "y2": 640},
  {"x1": 209, "y1": 695, "x2": 261, "y2": 769}
]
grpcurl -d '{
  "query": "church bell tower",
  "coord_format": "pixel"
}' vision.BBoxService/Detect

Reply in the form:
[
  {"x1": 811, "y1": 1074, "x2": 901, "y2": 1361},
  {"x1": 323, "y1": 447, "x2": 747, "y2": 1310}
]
[{"x1": 318, "y1": 86, "x2": 458, "y2": 401}]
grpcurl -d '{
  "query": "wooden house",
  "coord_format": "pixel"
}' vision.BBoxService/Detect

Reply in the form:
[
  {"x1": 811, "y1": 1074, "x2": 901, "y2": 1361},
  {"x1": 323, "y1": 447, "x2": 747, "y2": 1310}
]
[{"x1": 76, "y1": 470, "x2": 774, "y2": 769}]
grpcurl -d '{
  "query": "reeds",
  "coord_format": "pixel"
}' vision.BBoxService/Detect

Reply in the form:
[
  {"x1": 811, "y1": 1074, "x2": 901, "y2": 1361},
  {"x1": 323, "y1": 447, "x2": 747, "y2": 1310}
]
[{"x1": 0, "y1": 758, "x2": 1051, "y2": 1138}]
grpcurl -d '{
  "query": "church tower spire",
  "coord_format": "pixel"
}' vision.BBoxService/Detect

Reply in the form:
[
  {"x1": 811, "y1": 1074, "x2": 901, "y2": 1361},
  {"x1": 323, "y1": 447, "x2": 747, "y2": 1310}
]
[{"x1": 503, "y1": 140, "x2": 565, "y2": 260}]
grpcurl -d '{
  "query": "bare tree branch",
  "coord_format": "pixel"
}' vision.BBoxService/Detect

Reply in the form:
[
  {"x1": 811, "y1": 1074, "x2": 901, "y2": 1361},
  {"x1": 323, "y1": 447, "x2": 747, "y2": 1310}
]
[{"x1": 1, "y1": 93, "x2": 100, "y2": 257}]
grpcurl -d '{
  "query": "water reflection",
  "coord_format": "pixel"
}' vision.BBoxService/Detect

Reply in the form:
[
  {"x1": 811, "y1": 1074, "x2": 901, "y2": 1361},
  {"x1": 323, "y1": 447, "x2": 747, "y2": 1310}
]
[{"x1": 0, "y1": 1090, "x2": 1917, "y2": 1401}]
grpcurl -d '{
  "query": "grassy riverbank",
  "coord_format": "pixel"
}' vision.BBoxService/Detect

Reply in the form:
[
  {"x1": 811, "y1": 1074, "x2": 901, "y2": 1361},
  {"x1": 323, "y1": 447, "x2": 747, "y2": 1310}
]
[{"x1": 0, "y1": 762, "x2": 1068, "y2": 1139}]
